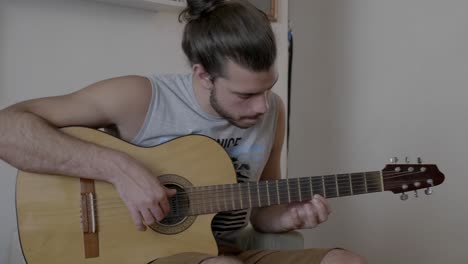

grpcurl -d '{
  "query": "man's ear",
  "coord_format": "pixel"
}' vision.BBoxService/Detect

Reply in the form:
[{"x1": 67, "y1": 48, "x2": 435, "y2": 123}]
[{"x1": 192, "y1": 64, "x2": 213, "y2": 90}]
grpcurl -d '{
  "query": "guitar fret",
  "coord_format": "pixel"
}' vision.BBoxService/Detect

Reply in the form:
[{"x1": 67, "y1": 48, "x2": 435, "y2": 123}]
[
  {"x1": 198, "y1": 188, "x2": 202, "y2": 214},
  {"x1": 247, "y1": 182, "x2": 254, "y2": 207},
  {"x1": 349, "y1": 174, "x2": 353, "y2": 195},
  {"x1": 324, "y1": 175, "x2": 338, "y2": 198},
  {"x1": 366, "y1": 174, "x2": 374, "y2": 192},
  {"x1": 267, "y1": 181, "x2": 278, "y2": 205},
  {"x1": 247, "y1": 182, "x2": 252, "y2": 208},
  {"x1": 300, "y1": 177, "x2": 312, "y2": 201},
  {"x1": 247, "y1": 181, "x2": 253, "y2": 207},
  {"x1": 266, "y1": 181, "x2": 271, "y2": 206},
  {"x1": 204, "y1": 186, "x2": 208, "y2": 213},
  {"x1": 215, "y1": 185, "x2": 219, "y2": 212},
  {"x1": 201, "y1": 186, "x2": 205, "y2": 214},
  {"x1": 364, "y1": 172, "x2": 368, "y2": 193},
  {"x1": 223, "y1": 184, "x2": 227, "y2": 211},
  {"x1": 277, "y1": 179, "x2": 289, "y2": 204},
  {"x1": 365, "y1": 172, "x2": 383, "y2": 193},
  {"x1": 191, "y1": 191, "x2": 195, "y2": 215},
  {"x1": 286, "y1": 179, "x2": 291, "y2": 203},
  {"x1": 367, "y1": 172, "x2": 378, "y2": 193},
  {"x1": 258, "y1": 181, "x2": 268, "y2": 207},
  {"x1": 297, "y1": 178, "x2": 302, "y2": 201},
  {"x1": 379, "y1": 171, "x2": 384, "y2": 191},
  {"x1": 335, "y1": 174, "x2": 339, "y2": 197},
  {"x1": 239, "y1": 183, "x2": 243, "y2": 209},
  {"x1": 203, "y1": 186, "x2": 208, "y2": 214},
  {"x1": 219, "y1": 185, "x2": 224, "y2": 211},
  {"x1": 321, "y1": 176, "x2": 326, "y2": 197},
  {"x1": 288, "y1": 178, "x2": 300, "y2": 202},
  {"x1": 230, "y1": 184, "x2": 235, "y2": 210},
  {"x1": 337, "y1": 174, "x2": 351, "y2": 196},
  {"x1": 351, "y1": 173, "x2": 366, "y2": 195},
  {"x1": 209, "y1": 186, "x2": 213, "y2": 213},
  {"x1": 309, "y1": 176, "x2": 314, "y2": 198},
  {"x1": 311, "y1": 177, "x2": 323, "y2": 196},
  {"x1": 242, "y1": 184, "x2": 252, "y2": 207},
  {"x1": 195, "y1": 187, "x2": 200, "y2": 214},
  {"x1": 257, "y1": 182, "x2": 261, "y2": 206},
  {"x1": 276, "y1": 180, "x2": 280, "y2": 204},
  {"x1": 214, "y1": 186, "x2": 218, "y2": 212}
]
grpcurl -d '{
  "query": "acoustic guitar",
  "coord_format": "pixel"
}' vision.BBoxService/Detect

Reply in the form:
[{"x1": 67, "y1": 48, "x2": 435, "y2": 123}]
[{"x1": 16, "y1": 127, "x2": 445, "y2": 263}]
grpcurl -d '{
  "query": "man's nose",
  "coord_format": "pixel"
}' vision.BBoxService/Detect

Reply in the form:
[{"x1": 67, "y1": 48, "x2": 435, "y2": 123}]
[{"x1": 252, "y1": 93, "x2": 269, "y2": 114}]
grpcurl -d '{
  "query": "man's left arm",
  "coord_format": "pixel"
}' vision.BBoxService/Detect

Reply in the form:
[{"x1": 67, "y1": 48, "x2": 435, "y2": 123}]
[{"x1": 249, "y1": 94, "x2": 331, "y2": 233}]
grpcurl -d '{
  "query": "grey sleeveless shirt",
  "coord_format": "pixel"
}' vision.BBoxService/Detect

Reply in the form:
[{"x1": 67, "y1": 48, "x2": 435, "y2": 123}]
[{"x1": 132, "y1": 73, "x2": 278, "y2": 245}]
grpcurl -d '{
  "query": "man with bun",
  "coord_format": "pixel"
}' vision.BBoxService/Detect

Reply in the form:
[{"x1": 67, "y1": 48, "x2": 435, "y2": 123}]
[{"x1": 0, "y1": 0, "x2": 366, "y2": 263}]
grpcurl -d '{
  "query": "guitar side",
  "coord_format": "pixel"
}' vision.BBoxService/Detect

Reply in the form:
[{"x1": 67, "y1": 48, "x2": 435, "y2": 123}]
[{"x1": 16, "y1": 127, "x2": 237, "y2": 264}]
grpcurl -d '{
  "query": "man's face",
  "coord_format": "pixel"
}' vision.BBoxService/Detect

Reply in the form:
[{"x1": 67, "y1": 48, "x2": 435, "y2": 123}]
[{"x1": 209, "y1": 61, "x2": 278, "y2": 129}]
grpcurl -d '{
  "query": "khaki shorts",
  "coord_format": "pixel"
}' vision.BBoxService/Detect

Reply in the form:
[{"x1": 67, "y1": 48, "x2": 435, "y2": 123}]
[{"x1": 151, "y1": 248, "x2": 333, "y2": 264}]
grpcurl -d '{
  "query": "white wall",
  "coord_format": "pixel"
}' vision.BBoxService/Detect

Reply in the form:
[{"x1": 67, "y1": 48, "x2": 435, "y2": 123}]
[
  {"x1": 289, "y1": 0, "x2": 468, "y2": 263},
  {"x1": 271, "y1": 0, "x2": 289, "y2": 178},
  {"x1": 0, "y1": 0, "x2": 288, "y2": 263}
]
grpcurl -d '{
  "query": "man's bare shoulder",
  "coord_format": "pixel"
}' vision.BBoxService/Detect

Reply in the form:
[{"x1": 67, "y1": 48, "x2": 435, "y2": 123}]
[{"x1": 3, "y1": 75, "x2": 153, "y2": 141}]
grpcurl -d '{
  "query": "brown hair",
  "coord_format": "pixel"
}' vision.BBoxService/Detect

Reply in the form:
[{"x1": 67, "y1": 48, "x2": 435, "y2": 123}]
[{"x1": 179, "y1": 0, "x2": 277, "y2": 79}]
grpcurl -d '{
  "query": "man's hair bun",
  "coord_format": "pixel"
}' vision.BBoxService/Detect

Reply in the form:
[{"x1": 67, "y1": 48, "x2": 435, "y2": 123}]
[{"x1": 179, "y1": 0, "x2": 225, "y2": 23}]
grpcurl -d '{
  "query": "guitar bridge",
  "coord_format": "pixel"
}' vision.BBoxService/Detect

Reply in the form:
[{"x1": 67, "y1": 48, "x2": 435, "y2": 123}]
[
  {"x1": 81, "y1": 192, "x2": 97, "y2": 233},
  {"x1": 80, "y1": 179, "x2": 100, "y2": 258}
]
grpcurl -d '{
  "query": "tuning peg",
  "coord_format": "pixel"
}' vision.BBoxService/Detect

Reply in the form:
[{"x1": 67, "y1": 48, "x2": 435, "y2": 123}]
[
  {"x1": 425, "y1": 179, "x2": 434, "y2": 195},
  {"x1": 414, "y1": 190, "x2": 419, "y2": 198},
  {"x1": 405, "y1": 157, "x2": 410, "y2": 164},
  {"x1": 417, "y1": 157, "x2": 423, "y2": 164},
  {"x1": 400, "y1": 192, "x2": 409, "y2": 201},
  {"x1": 425, "y1": 187, "x2": 433, "y2": 195},
  {"x1": 390, "y1": 157, "x2": 399, "y2": 164}
]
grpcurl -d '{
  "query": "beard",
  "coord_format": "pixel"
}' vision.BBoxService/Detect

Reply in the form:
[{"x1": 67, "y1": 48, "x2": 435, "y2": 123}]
[{"x1": 209, "y1": 87, "x2": 253, "y2": 129}]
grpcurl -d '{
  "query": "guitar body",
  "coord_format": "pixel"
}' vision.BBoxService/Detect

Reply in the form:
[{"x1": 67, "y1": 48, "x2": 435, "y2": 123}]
[{"x1": 16, "y1": 127, "x2": 238, "y2": 264}]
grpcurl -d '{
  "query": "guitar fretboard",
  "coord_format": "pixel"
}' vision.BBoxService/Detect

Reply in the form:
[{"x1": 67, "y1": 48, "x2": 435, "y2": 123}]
[{"x1": 171, "y1": 171, "x2": 383, "y2": 216}]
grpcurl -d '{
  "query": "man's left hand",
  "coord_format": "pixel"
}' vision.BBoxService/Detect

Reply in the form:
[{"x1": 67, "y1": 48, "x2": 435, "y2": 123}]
[{"x1": 278, "y1": 194, "x2": 332, "y2": 230}]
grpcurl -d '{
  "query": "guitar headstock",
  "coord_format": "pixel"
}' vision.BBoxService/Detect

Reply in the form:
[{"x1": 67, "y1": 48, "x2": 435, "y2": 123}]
[{"x1": 382, "y1": 161, "x2": 445, "y2": 200}]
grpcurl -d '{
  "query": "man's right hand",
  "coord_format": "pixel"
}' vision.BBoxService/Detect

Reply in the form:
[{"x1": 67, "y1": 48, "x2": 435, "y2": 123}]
[
  {"x1": 110, "y1": 155, "x2": 177, "y2": 231},
  {"x1": 0, "y1": 75, "x2": 168, "y2": 231}
]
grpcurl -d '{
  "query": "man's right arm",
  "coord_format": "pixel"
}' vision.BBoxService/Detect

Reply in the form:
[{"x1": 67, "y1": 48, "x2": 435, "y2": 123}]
[{"x1": 0, "y1": 75, "x2": 174, "y2": 231}]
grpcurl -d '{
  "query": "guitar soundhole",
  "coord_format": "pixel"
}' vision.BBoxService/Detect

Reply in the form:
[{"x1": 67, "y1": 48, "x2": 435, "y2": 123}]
[
  {"x1": 148, "y1": 174, "x2": 197, "y2": 235},
  {"x1": 160, "y1": 184, "x2": 189, "y2": 226}
]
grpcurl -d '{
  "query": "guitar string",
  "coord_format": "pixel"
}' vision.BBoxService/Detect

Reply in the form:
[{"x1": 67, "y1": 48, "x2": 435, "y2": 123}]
[
  {"x1": 31, "y1": 170, "x2": 432, "y2": 221},
  {"x1": 72, "y1": 184, "x2": 386, "y2": 223},
  {"x1": 100, "y1": 179, "x2": 418, "y2": 217},
  {"x1": 81, "y1": 181, "x2": 400, "y2": 223},
  {"x1": 93, "y1": 183, "x2": 423, "y2": 224},
  {"x1": 34, "y1": 182, "x2": 419, "y2": 222},
  {"x1": 81, "y1": 174, "x2": 425, "y2": 220},
  {"x1": 88, "y1": 169, "x2": 426, "y2": 207},
  {"x1": 32, "y1": 187, "x2": 421, "y2": 227},
  {"x1": 90, "y1": 180, "x2": 385, "y2": 208},
  {"x1": 23, "y1": 179, "x2": 386, "y2": 214},
  {"x1": 30, "y1": 180, "x2": 388, "y2": 220},
  {"x1": 42, "y1": 177, "x2": 422, "y2": 220},
  {"x1": 95, "y1": 172, "x2": 429, "y2": 220}
]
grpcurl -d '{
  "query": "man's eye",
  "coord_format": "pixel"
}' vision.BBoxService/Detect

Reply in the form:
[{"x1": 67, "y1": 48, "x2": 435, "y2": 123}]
[{"x1": 239, "y1": 94, "x2": 252, "y2": 99}]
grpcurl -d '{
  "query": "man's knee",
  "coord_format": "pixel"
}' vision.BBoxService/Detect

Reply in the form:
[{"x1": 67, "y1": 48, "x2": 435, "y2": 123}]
[
  {"x1": 320, "y1": 249, "x2": 367, "y2": 264},
  {"x1": 201, "y1": 255, "x2": 243, "y2": 264}
]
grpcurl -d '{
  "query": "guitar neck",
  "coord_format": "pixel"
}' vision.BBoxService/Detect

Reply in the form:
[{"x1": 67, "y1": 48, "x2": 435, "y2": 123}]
[{"x1": 182, "y1": 171, "x2": 383, "y2": 216}]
